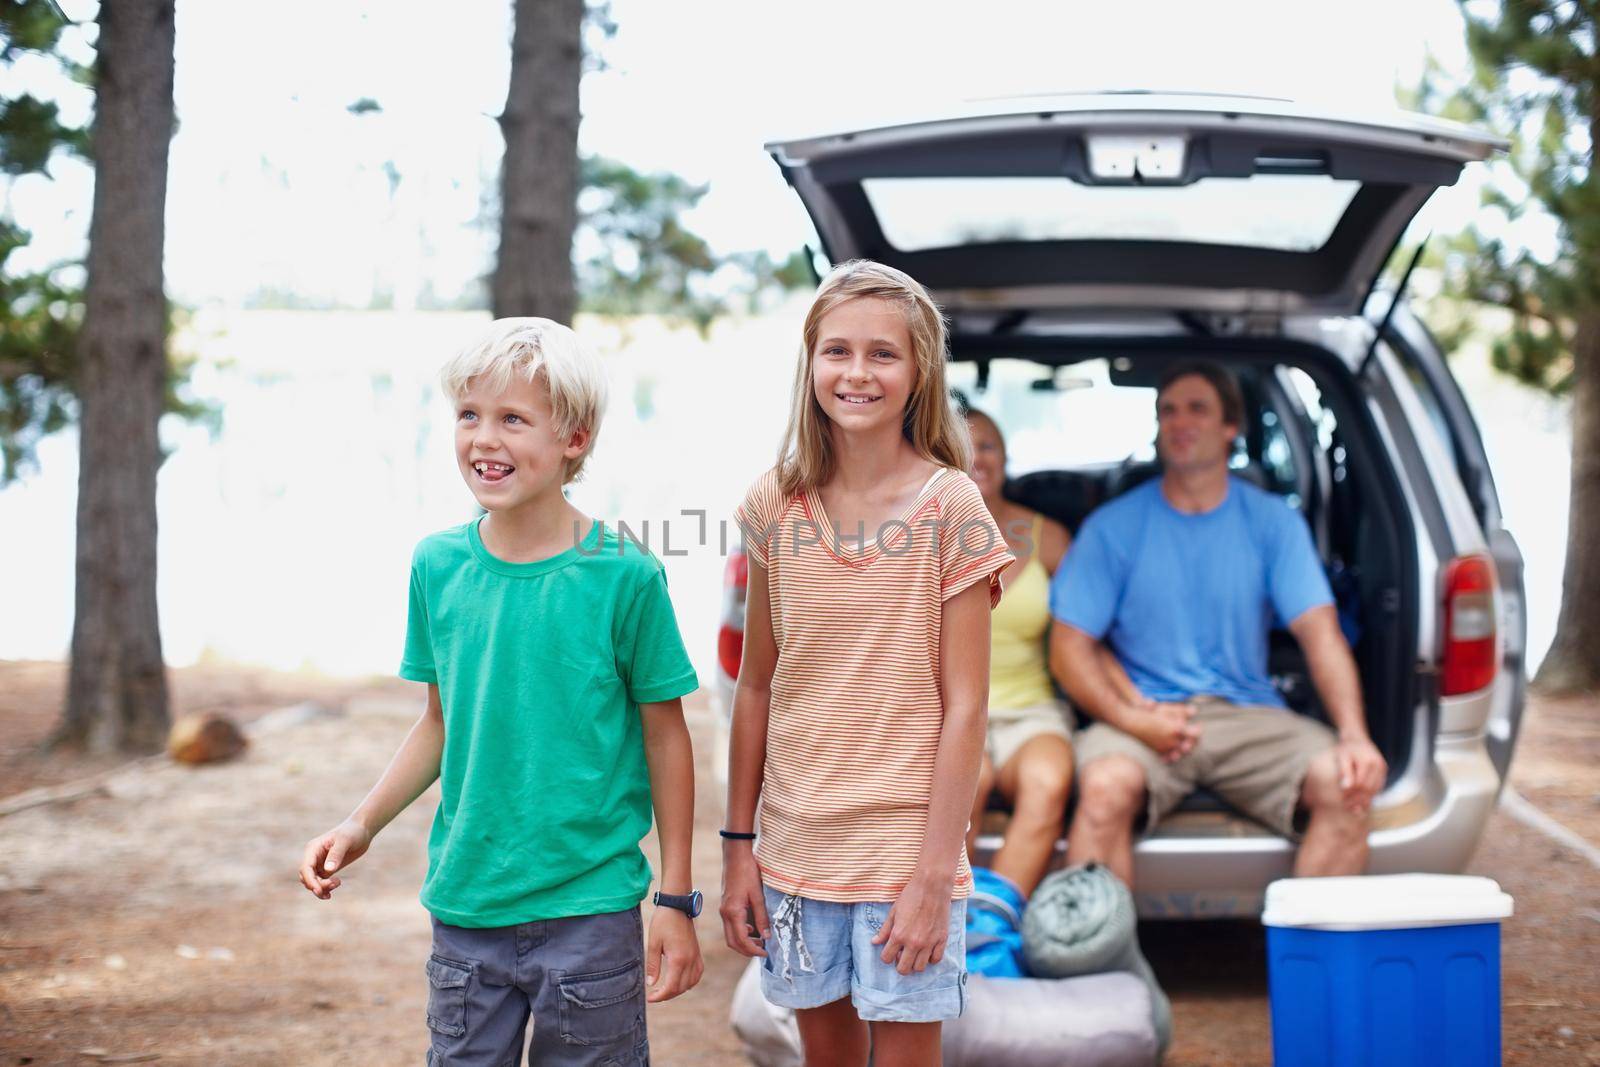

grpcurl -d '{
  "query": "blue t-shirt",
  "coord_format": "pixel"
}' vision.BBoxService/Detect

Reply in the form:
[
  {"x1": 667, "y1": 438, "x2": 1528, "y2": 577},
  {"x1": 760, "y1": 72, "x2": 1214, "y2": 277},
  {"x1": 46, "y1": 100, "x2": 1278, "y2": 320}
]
[{"x1": 1050, "y1": 477, "x2": 1332, "y2": 708}]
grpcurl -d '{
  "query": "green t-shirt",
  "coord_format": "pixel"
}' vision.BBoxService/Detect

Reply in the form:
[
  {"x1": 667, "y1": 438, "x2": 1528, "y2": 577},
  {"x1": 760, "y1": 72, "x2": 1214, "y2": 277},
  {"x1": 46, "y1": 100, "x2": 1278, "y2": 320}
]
[{"x1": 400, "y1": 516, "x2": 699, "y2": 927}]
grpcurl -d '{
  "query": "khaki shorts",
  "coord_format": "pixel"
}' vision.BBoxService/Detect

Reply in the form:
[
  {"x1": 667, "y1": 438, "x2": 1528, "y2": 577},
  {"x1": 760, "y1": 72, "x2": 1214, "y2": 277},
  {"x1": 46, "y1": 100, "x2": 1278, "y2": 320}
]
[
  {"x1": 986, "y1": 701, "x2": 1074, "y2": 772},
  {"x1": 1073, "y1": 698, "x2": 1336, "y2": 839}
]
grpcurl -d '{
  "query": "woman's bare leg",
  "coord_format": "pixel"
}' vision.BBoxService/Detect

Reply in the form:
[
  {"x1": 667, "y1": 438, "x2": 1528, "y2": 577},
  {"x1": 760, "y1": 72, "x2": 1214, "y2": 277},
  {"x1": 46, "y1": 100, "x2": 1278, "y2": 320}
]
[
  {"x1": 991, "y1": 734, "x2": 1074, "y2": 895},
  {"x1": 965, "y1": 752, "x2": 996, "y2": 861}
]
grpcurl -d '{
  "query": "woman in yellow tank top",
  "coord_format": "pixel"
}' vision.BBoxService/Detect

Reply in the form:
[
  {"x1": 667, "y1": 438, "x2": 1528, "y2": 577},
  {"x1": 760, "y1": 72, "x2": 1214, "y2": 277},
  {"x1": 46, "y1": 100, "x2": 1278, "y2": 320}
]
[{"x1": 962, "y1": 410, "x2": 1076, "y2": 898}]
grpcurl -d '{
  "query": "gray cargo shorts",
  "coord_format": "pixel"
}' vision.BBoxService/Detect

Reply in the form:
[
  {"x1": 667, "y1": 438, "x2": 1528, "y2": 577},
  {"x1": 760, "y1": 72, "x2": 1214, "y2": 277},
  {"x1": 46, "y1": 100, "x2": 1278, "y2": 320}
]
[{"x1": 424, "y1": 907, "x2": 648, "y2": 1066}]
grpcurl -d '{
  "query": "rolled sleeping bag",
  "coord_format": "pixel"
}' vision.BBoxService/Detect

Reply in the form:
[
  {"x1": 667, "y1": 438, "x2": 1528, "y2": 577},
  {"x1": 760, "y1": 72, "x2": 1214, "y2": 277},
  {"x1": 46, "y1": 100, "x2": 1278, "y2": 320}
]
[
  {"x1": 731, "y1": 955, "x2": 1161, "y2": 1067},
  {"x1": 728, "y1": 957, "x2": 802, "y2": 1067},
  {"x1": 1021, "y1": 862, "x2": 1172, "y2": 1055},
  {"x1": 942, "y1": 972, "x2": 1159, "y2": 1067}
]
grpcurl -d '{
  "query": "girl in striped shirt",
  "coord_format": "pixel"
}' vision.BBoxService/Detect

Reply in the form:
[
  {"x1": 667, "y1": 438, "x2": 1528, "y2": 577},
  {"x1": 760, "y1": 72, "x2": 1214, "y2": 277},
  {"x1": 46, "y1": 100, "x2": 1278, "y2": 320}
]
[{"x1": 721, "y1": 260, "x2": 1012, "y2": 1065}]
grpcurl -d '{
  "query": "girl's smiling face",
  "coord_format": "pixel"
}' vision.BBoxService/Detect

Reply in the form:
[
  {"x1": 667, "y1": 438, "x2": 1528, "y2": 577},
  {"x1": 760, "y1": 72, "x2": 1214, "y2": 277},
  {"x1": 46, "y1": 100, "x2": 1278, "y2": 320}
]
[{"x1": 810, "y1": 296, "x2": 917, "y2": 436}]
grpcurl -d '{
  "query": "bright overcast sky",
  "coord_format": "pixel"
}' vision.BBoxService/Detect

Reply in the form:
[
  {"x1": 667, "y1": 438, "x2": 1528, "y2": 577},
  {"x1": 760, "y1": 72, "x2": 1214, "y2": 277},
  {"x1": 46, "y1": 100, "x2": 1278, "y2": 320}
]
[{"x1": 9, "y1": 0, "x2": 1473, "y2": 308}]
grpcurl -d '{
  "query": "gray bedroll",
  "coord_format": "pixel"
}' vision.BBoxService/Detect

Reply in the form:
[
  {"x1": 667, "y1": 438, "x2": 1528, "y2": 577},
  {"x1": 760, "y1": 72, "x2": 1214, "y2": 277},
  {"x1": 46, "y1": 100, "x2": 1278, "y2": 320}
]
[
  {"x1": 729, "y1": 959, "x2": 803, "y2": 1067},
  {"x1": 1023, "y1": 862, "x2": 1173, "y2": 1055},
  {"x1": 729, "y1": 959, "x2": 1160, "y2": 1067},
  {"x1": 943, "y1": 973, "x2": 1159, "y2": 1066}
]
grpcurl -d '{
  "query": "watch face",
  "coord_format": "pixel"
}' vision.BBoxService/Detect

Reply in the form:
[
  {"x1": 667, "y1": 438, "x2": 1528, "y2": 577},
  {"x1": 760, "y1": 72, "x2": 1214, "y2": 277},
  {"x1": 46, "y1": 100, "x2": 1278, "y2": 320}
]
[{"x1": 688, "y1": 890, "x2": 704, "y2": 918}]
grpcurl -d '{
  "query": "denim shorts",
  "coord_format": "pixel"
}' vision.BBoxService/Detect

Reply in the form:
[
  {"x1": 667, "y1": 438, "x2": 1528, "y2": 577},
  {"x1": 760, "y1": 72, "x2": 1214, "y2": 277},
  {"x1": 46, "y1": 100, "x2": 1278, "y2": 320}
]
[
  {"x1": 424, "y1": 908, "x2": 648, "y2": 1066},
  {"x1": 759, "y1": 887, "x2": 968, "y2": 1023}
]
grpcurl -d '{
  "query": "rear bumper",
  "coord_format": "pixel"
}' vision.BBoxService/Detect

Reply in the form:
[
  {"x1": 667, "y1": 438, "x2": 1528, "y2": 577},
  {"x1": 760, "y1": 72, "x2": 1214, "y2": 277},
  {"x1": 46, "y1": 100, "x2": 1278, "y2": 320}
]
[
  {"x1": 1126, "y1": 733, "x2": 1501, "y2": 919},
  {"x1": 715, "y1": 679, "x2": 1503, "y2": 921}
]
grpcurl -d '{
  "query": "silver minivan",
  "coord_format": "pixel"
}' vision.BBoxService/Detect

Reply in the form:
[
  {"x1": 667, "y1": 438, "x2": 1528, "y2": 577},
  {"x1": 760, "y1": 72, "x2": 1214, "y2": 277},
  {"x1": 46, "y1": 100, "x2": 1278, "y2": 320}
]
[{"x1": 713, "y1": 93, "x2": 1526, "y2": 919}]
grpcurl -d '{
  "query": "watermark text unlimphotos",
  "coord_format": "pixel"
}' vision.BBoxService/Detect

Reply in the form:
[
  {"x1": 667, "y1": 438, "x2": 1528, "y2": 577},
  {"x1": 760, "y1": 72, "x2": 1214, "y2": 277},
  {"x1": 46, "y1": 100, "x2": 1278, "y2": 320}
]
[{"x1": 568, "y1": 512, "x2": 1037, "y2": 560}]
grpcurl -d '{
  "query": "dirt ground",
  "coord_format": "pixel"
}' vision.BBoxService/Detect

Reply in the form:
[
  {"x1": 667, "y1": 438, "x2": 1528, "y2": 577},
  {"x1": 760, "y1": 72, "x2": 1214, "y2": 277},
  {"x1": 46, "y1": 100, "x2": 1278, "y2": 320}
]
[{"x1": 1, "y1": 660, "x2": 1596, "y2": 1066}]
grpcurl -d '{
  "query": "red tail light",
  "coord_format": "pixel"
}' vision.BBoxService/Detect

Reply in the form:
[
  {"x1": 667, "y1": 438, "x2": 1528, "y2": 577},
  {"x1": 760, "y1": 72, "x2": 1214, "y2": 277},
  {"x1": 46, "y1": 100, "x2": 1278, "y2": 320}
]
[
  {"x1": 1440, "y1": 554, "x2": 1497, "y2": 696},
  {"x1": 718, "y1": 625, "x2": 744, "y2": 680},
  {"x1": 724, "y1": 553, "x2": 749, "y2": 593},
  {"x1": 717, "y1": 551, "x2": 749, "y2": 680}
]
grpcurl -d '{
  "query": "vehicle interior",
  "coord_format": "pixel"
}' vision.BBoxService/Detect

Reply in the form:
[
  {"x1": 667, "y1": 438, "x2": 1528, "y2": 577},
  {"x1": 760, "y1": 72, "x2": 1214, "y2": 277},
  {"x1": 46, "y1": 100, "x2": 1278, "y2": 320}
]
[{"x1": 952, "y1": 333, "x2": 1420, "y2": 835}]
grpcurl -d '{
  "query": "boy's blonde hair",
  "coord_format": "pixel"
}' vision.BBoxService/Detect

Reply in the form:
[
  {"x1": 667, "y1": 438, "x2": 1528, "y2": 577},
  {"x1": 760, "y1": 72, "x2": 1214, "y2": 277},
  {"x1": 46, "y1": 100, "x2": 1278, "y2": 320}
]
[
  {"x1": 776, "y1": 259, "x2": 971, "y2": 496},
  {"x1": 439, "y1": 317, "x2": 607, "y2": 483}
]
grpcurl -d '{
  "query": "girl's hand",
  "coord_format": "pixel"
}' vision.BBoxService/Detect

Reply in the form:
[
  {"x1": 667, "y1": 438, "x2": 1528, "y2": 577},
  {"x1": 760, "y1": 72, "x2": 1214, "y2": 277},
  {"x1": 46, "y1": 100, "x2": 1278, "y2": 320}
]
[
  {"x1": 645, "y1": 907, "x2": 704, "y2": 1002},
  {"x1": 718, "y1": 842, "x2": 770, "y2": 958},
  {"x1": 298, "y1": 819, "x2": 372, "y2": 899},
  {"x1": 872, "y1": 875, "x2": 952, "y2": 975}
]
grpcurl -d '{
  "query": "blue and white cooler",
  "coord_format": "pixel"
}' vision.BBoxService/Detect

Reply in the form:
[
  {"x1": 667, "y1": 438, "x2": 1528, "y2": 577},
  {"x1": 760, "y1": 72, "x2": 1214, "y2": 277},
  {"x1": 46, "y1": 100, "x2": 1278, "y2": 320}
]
[{"x1": 1262, "y1": 874, "x2": 1514, "y2": 1067}]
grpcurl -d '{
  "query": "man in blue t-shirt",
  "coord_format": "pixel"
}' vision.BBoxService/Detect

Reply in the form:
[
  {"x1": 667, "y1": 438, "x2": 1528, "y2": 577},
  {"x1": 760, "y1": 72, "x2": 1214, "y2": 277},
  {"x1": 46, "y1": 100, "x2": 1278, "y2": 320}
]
[{"x1": 1049, "y1": 361, "x2": 1386, "y2": 888}]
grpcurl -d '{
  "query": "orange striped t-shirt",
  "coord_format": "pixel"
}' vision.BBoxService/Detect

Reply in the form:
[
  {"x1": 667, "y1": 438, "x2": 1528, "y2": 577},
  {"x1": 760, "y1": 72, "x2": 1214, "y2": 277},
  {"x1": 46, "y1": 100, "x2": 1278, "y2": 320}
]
[{"x1": 735, "y1": 465, "x2": 1014, "y2": 902}]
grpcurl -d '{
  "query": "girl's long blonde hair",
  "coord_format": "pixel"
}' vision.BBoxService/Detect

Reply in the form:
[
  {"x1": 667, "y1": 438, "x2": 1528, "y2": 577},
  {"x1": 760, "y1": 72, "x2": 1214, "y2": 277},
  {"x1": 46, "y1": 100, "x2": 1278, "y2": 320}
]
[{"x1": 775, "y1": 259, "x2": 971, "y2": 496}]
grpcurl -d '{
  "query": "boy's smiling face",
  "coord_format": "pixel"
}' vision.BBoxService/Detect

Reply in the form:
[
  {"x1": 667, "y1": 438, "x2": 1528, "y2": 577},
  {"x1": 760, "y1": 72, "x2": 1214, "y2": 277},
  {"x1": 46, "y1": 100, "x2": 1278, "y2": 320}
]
[{"x1": 453, "y1": 372, "x2": 588, "y2": 514}]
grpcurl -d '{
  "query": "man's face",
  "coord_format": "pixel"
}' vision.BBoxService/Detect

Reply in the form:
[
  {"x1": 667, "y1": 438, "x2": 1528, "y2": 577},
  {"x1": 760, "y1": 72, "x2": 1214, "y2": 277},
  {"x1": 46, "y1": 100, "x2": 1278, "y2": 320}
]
[
  {"x1": 452, "y1": 373, "x2": 585, "y2": 514},
  {"x1": 1156, "y1": 373, "x2": 1237, "y2": 474}
]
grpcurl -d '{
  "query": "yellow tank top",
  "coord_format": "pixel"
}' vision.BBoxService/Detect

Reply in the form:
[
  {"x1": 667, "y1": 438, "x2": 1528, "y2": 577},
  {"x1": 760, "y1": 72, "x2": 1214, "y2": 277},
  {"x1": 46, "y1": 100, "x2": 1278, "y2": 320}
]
[{"x1": 989, "y1": 513, "x2": 1056, "y2": 712}]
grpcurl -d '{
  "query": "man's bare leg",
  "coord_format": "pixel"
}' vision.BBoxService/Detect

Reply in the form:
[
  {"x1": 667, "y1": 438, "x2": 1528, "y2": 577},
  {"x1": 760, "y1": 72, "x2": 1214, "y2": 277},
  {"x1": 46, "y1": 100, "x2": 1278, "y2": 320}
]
[{"x1": 1293, "y1": 748, "x2": 1370, "y2": 877}]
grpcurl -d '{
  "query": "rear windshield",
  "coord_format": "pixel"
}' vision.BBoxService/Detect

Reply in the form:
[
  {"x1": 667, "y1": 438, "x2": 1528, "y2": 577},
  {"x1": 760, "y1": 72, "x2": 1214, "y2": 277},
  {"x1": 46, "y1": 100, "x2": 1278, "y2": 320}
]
[
  {"x1": 949, "y1": 358, "x2": 1157, "y2": 470},
  {"x1": 949, "y1": 356, "x2": 1306, "y2": 508},
  {"x1": 864, "y1": 175, "x2": 1360, "y2": 253}
]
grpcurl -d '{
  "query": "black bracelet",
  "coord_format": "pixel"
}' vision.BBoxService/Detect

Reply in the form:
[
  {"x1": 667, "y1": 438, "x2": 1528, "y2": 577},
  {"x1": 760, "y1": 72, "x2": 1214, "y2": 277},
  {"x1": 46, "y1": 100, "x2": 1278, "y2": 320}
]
[{"x1": 719, "y1": 829, "x2": 757, "y2": 840}]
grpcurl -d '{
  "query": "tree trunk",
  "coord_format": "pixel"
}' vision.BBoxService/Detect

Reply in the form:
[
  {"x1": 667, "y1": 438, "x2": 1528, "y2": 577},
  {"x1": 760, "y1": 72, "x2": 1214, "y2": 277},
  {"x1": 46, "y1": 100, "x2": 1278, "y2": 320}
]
[
  {"x1": 1534, "y1": 310, "x2": 1600, "y2": 695},
  {"x1": 491, "y1": 0, "x2": 582, "y2": 322},
  {"x1": 56, "y1": 0, "x2": 175, "y2": 753}
]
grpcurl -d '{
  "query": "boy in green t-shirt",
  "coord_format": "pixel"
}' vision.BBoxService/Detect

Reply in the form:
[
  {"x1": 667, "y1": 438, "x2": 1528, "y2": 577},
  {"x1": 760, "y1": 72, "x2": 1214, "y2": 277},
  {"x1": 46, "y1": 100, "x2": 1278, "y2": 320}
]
[{"x1": 298, "y1": 318, "x2": 703, "y2": 1065}]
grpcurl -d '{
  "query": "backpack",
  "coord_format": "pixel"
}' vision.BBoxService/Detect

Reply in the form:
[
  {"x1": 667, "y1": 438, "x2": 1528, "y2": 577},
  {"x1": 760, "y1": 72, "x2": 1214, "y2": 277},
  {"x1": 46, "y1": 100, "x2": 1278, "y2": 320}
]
[{"x1": 966, "y1": 867, "x2": 1028, "y2": 978}]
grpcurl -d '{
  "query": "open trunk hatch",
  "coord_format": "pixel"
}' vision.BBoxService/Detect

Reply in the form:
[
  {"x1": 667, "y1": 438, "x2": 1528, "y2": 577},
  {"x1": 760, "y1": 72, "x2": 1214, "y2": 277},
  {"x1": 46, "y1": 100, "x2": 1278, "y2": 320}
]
[{"x1": 768, "y1": 93, "x2": 1503, "y2": 317}]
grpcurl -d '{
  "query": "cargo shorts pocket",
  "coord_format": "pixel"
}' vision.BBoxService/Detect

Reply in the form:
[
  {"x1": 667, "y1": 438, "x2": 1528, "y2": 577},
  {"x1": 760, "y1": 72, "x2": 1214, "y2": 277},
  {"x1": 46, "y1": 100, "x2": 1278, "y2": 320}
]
[
  {"x1": 598, "y1": 1033, "x2": 650, "y2": 1067},
  {"x1": 424, "y1": 954, "x2": 471, "y2": 1038},
  {"x1": 556, "y1": 960, "x2": 644, "y2": 1047}
]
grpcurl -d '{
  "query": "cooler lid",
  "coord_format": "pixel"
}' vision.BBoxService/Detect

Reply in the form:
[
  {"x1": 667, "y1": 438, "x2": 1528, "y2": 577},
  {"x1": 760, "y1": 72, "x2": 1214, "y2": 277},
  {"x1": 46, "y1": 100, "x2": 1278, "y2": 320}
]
[{"x1": 1262, "y1": 874, "x2": 1514, "y2": 931}]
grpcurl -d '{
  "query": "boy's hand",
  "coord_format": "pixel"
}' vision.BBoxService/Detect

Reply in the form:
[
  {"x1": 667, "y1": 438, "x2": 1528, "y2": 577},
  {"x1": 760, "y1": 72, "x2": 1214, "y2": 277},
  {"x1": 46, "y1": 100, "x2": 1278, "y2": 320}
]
[
  {"x1": 645, "y1": 907, "x2": 703, "y2": 1003},
  {"x1": 718, "y1": 842, "x2": 769, "y2": 958},
  {"x1": 298, "y1": 819, "x2": 372, "y2": 899}
]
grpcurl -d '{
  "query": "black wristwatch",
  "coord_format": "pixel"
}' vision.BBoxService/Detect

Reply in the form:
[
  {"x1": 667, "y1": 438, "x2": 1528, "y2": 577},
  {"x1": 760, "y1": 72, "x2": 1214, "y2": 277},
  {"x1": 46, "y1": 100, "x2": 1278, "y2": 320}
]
[{"x1": 653, "y1": 890, "x2": 703, "y2": 918}]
